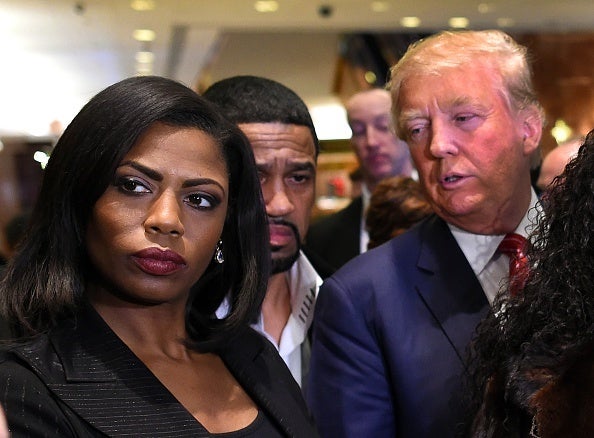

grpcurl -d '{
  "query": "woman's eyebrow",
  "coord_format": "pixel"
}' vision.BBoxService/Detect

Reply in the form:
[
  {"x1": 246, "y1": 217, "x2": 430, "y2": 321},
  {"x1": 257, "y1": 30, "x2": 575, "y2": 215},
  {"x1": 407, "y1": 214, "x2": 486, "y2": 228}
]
[
  {"x1": 119, "y1": 160, "x2": 162, "y2": 181},
  {"x1": 119, "y1": 160, "x2": 226, "y2": 192}
]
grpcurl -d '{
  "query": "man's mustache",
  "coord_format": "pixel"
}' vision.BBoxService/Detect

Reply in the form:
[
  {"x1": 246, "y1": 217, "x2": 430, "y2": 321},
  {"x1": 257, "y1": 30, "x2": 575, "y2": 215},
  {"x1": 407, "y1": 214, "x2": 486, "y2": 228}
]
[{"x1": 267, "y1": 218, "x2": 302, "y2": 244}]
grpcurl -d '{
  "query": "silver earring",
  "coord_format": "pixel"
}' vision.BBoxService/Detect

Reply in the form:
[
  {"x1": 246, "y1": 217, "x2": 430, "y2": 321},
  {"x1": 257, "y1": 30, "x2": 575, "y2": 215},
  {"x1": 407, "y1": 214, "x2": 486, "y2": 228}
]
[{"x1": 214, "y1": 240, "x2": 224, "y2": 264}]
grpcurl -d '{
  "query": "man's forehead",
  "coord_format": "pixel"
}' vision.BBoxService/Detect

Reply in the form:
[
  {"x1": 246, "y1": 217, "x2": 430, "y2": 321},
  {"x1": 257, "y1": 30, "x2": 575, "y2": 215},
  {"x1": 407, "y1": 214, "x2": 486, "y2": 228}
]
[{"x1": 238, "y1": 122, "x2": 315, "y2": 154}]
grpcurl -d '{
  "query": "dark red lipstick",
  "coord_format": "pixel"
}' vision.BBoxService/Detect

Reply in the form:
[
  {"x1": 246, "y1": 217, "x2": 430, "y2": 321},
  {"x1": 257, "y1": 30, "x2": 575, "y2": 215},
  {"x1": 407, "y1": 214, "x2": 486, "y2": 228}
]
[{"x1": 132, "y1": 248, "x2": 186, "y2": 276}]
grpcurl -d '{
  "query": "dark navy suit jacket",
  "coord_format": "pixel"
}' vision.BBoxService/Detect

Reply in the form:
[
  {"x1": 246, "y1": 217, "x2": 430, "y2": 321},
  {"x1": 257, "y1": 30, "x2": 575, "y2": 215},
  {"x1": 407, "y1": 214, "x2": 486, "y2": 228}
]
[
  {"x1": 0, "y1": 305, "x2": 318, "y2": 437},
  {"x1": 307, "y1": 214, "x2": 489, "y2": 437}
]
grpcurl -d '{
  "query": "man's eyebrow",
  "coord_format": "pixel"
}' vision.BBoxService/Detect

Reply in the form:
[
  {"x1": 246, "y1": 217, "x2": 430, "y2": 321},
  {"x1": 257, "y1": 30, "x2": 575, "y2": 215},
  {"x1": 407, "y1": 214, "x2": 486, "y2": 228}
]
[
  {"x1": 256, "y1": 161, "x2": 315, "y2": 172},
  {"x1": 289, "y1": 162, "x2": 316, "y2": 172},
  {"x1": 398, "y1": 110, "x2": 426, "y2": 124}
]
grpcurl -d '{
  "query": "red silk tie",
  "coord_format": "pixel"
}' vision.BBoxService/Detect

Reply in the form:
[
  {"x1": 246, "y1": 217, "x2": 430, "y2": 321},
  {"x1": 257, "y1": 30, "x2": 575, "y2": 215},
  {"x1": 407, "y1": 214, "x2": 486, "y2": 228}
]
[{"x1": 497, "y1": 233, "x2": 529, "y2": 296}]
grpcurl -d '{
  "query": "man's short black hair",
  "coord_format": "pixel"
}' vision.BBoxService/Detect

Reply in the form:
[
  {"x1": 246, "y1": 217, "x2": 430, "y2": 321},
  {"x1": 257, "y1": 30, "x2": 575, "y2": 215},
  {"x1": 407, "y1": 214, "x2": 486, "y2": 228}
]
[{"x1": 203, "y1": 75, "x2": 320, "y2": 157}]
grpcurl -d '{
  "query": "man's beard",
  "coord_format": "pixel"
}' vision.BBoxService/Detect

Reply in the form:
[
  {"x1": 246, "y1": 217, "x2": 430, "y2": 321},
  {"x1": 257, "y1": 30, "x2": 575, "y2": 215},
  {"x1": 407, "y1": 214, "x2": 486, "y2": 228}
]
[{"x1": 269, "y1": 219, "x2": 301, "y2": 275}]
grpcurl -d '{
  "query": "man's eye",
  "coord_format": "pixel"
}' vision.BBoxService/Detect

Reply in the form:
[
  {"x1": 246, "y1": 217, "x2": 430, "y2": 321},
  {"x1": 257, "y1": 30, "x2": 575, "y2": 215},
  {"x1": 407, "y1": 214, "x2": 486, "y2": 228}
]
[
  {"x1": 455, "y1": 114, "x2": 475, "y2": 122},
  {"x1": 291, "y1": 174, "x2": 311, "y2": 184},
  {"x1": 350, "y1": 125, "x2": 365, "y2": 136},
  {"x1": 409, "y1": 126, "x2": 424, "y2": 137}
]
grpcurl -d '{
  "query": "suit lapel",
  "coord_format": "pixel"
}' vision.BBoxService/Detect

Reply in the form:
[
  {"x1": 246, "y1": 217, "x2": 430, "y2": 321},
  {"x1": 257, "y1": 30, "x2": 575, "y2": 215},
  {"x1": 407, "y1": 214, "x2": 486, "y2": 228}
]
[
  {"x1": 44, "y1": 307, "x2": 209, "y2": 437},
  {"x1": 220, "y1": 328, "x2": 316, "y2": 437},
  {"x1": 20, "y1": 308, "x2": 314, "y2": 436},
  {"x1": 415, "y1": 216, "x2": 489, "y2": 365}
]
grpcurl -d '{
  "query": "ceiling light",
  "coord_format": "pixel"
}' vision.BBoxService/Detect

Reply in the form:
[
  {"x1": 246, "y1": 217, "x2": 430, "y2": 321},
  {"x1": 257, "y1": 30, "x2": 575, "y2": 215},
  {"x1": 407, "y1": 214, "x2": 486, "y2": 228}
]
[
  {"x1": 449, "y1": 17, "x2": 469, "y2": 28},
  {"x1": 400, "y1": 16, "x2": 421, "y2": 28},
  {"x1": 371, "y1": 2, "x2": 389, "y2": 13},
  {"x1": 477, "y1": 3, "x2": 494, "y2": 14},
  {"x1": 33, "y1": 151, "x2": 50, "y2": 169},
  {"x1": 130, "y1": 0, "x2": 155, "y2": 12},
  {"x1": 254, "y1": 1, "x2": 279, "y2": 13},
  {"x1": 364, "y1": 71, "x2": 377, "y2": 84},
  {"x1": 133, "y1": 29, "x2": 156, "y2": 42},
  {"x1": 551, "y1": 119, "x2": 572, "y2": 144},
  {"x1": 496, "y1": 17, "x2": 515, "y2": 28}
]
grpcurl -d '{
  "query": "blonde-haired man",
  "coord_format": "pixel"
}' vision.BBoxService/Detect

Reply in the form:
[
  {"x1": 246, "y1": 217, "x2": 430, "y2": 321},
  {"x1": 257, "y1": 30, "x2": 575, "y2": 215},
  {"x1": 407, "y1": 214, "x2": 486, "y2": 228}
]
[{"x1": 308, "y1": 30, "x2": 543, "y2": 437}]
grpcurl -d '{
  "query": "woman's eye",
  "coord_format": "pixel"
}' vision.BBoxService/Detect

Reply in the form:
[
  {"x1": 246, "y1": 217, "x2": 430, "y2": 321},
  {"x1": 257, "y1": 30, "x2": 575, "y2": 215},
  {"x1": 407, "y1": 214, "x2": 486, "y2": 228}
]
[
  {"x1": 186, "y1": 194, "x2": 218, "y2": 210},
  {"x1": 116, "y1": 177, "x2": 150, "y2": 194}
]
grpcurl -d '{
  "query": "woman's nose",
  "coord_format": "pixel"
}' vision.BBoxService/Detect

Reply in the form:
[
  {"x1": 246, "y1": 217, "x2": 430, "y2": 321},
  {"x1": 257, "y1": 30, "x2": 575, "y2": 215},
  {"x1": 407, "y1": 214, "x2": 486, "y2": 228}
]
[{"x1": 144, "y1": 191, "x2": 184, "y2": 237}]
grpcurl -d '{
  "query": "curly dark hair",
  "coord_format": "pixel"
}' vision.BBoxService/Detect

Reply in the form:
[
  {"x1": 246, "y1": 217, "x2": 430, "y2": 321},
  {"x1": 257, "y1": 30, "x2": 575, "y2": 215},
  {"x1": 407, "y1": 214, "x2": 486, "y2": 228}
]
[
  {"x1": 365, "y1": 176, "x2": 432, "y2": 249},
  {"x1": 465, "y1": 129, "x2": 594, "y2": 437}
]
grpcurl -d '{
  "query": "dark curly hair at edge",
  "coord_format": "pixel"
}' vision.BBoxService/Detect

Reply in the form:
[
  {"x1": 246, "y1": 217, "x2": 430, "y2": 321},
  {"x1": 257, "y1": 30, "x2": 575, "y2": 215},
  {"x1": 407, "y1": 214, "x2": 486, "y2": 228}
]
[
  {"x1": 0, "y1": 76, "x2": 270, "y2": 352},
  {"x1": 464, "y1": 129, "x2": 594, "y2": 436}
]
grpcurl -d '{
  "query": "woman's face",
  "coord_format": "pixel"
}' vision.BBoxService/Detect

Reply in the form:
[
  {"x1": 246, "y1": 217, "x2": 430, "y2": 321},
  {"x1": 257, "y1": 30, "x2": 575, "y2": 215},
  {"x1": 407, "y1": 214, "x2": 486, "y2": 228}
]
[{"x1": 86, "y1": 122, "x2": 229, "y2": 308}]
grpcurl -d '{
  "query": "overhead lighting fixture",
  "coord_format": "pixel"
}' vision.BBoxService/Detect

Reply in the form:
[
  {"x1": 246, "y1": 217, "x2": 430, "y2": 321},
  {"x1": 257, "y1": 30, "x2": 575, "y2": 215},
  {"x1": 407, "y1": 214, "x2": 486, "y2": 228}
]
[
  {"x1": 33, "y1": 150, "x2": 50, "y2": 169},
  {"x1": 449, "y1": 17, "x2": 470, "y2": 28},
  {"x1": 130, "y1": 0, "x2": 155, "y2": 12},
  {"x1": 400, "y1": 16, "x2": 421, "y2": 28},
  {"x1": 551, "y1": 119, "x2": 572, "y2": 144},
  {"x1": 133, "y1": 29, "x2": 156, "y2": 42},
  {"x1": 477, "y1": 3, "x2": 494, "y2": 14},
  {"x1": 371, "y1": 1, "x2": 389, "y2": 13},
  {"x1": 254, "y1": 1, "x2": 279, "y2": 13},
  {"x1": 364, "y1": 71, "x2": 377, "y2": 84},
  {"x1": 496, "y1": 17, "x2": 515, "y2": 28}
]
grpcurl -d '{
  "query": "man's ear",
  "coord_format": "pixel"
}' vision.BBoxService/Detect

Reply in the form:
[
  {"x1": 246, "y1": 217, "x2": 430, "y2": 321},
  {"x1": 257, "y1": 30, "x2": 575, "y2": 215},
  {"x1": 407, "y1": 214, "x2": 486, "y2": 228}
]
[{"x1": 521, "y1": 106, "x2": 544, "y2": 156}]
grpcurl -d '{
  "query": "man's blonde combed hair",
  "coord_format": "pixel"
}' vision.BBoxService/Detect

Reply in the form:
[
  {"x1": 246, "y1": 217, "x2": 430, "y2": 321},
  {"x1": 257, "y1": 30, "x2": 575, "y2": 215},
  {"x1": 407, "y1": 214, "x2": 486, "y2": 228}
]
[{"x1": 388, "y1": 30, "x2": 544, "y2": 138}]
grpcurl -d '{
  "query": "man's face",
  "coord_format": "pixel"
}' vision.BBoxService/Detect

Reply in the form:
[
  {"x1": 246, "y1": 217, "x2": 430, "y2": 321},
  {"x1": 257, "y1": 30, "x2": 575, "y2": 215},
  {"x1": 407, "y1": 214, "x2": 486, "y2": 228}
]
[
  {"x1": 238, "y1": 122, "x2": 316, "y2": 274},
  {"x1": 395, "y1": 63, "x2": 541, "y2": 234},
  {"x1": 347, "y1": 89, "x2": 411, "y2": 189}
]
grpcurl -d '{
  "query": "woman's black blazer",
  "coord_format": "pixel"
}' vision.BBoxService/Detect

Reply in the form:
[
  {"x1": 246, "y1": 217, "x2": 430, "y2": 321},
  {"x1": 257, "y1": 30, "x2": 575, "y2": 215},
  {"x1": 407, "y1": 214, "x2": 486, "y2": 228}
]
[{"x1": 0, "y1": 306, "x2": 318, "y2": 437}]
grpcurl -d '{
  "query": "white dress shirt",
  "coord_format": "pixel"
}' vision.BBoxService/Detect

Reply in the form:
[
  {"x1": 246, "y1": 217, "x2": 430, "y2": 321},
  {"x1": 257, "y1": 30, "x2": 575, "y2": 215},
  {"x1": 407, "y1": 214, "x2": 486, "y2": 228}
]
[
  {"x1": 359, "y1": 185, "x2": 371, "y2": 254},
  {"x1": 449, "y1": 189, "x2": 541, "y2": 304},
  {"x1": 250, "y1": 251, "x2": 322, "y2": 387}
]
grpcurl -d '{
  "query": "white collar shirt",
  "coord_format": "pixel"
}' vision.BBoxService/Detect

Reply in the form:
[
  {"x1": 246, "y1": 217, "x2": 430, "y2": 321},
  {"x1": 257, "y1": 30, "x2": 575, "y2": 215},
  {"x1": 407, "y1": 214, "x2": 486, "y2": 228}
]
[
  {"x1": 251, "y1": 251, "x2": 322, "y2": 387},
  {"x1": 359, "y1": 184, "x2": 371, "y2": 254},
  {"x1": 448, "y1": 189, "x2": 541, "y2": 304}
]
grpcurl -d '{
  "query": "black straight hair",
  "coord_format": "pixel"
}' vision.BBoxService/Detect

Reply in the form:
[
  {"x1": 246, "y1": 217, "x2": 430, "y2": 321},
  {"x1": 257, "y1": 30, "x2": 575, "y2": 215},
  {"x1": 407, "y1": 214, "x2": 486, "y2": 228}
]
[{"x1": 0, "y1": 76, "x2": 270, "y2": 351}]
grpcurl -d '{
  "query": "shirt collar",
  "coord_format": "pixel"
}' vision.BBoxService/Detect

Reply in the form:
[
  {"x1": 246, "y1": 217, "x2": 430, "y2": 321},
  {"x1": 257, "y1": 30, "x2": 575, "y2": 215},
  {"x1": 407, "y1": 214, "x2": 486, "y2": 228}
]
[
  {"x1": 449, "y1": 188, "x2": 540, "y2": 278},
  {"x1": 285, "y1": 251, "x2": 323, "y2": 331},
  {"x1": 361, "y1": 184, "x2": 371, "y2": 212}
]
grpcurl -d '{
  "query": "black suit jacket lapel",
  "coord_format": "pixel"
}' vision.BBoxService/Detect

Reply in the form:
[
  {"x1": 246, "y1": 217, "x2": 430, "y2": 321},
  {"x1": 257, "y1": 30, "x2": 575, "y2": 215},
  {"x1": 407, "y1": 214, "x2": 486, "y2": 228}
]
[
  {"x1": 219, "y1": 329, "x2": 318, "y2": 437},
  {"x1": 43, "y1": 307, "x2": 209, "y2": 437},
  {"x1": 18, "y1": 308, "x2": 315, "y2": 437},
  {"x1": 415, "y1": 216, "x2": 489, "y2": 365}
]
